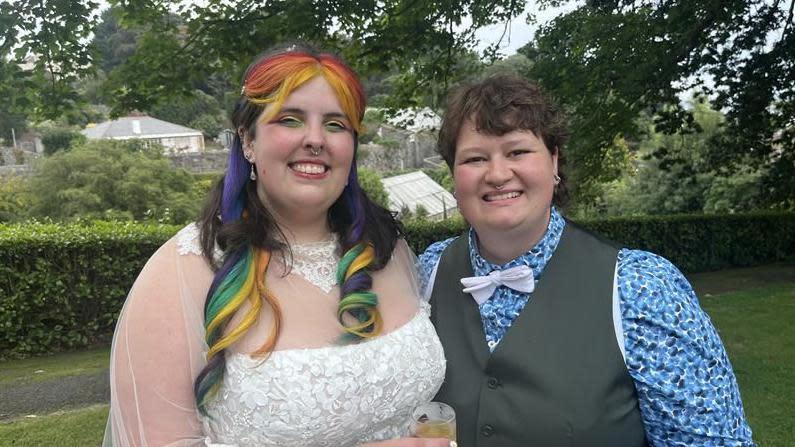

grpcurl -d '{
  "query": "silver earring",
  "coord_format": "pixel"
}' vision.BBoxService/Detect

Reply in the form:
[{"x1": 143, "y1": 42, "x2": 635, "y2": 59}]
[
  {"x1": 250, "y1": 164, "x2": 257, "y2": 181},
  {"x1": 553, "y1": 174, "x2": 561, "y2": 185}
]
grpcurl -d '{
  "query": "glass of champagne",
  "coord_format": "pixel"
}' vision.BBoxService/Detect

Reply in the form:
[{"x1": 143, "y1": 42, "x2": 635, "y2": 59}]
[{"x1": 410, "y1": 402, "x2": 456, "y2": 441}]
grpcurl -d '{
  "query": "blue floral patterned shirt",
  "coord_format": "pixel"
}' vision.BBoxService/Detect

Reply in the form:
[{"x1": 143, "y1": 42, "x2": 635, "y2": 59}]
[{"x1": 418, "y1": 207, "x2": 755, "y2": 446}]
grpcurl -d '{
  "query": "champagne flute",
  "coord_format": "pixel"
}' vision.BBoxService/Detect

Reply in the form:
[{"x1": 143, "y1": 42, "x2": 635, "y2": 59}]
[{"x1": 410, "y1": 402, "x2": 457, "y2": 441}]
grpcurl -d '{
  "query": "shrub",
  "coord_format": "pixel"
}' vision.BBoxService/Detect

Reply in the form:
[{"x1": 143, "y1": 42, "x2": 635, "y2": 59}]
[
  {"x1": 407, "y1": 212, "x2": 795, "y2": 274},
  {"x1": 0, "y1": 221, "x2": 179, "y2": 359},
  {"x1": 1, "y1": 212, "x2": 793, "y2": 358},
  {"x1": 0, "y1": 175, "x2": 32, "y2": 222},
  {"x1": 40, "y1": 127, "x2": 86, "y2": 155},
  {"x1": 28, "y1": 140, "x2": 202, "y2": 224},
  {"x1": 576, "y1": 212, "x2": 795, "y2": 273}
]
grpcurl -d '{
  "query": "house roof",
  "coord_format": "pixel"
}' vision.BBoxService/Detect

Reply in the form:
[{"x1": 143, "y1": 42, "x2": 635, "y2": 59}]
[
  {"x1": 82, "y1": 116, "x2": 202, "y2": 139},
  {"x1": 382, "y1": 171, "x2": 456, "y2": 218}
]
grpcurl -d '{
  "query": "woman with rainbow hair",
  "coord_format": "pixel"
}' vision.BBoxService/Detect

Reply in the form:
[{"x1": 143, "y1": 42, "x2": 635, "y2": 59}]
[{"x1": 103, "y1": 44, "x2": 449, "y2": 447}]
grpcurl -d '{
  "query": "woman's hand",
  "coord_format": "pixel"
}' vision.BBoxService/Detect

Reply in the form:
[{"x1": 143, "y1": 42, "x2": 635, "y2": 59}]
[{"x1": 358, "y1": 438, "x2": 456, "y2": 447}]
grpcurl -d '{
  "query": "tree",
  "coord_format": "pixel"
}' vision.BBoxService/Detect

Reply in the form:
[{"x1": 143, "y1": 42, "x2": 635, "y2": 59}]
[
  {"x1": 0, "y1": 175, "x2": 32, "y2": 222},
  {"x1": 149, "y1": 89, "x2": 226, "y2": 137},
  {"x1": 99, "y1": 0, "x2": 527, "y2": 114},
  {"x1": 93, "y1": 6, "x2": 142, "y2": 73},
  {"x1": 40, "y1": 127, "x2": 87, "y2": 155},
  {"x1": 520, "y1": 0, "x2": 794, "y2": 205},
  {"x1": 357, "y1": 167, "x2": 390, "y2": 209},
  {"x1": 597, "y1": 99, "x2": 767, "y2": 216},
  {"x1": 0, "y1": 58, "x2": 30, "y2": 143},
  {"x1": 28, "y1": 140, "x2": 202, "y2": 223},
  {"x1": 1, "y1": 0, "x2": 100, "y2": 120}
]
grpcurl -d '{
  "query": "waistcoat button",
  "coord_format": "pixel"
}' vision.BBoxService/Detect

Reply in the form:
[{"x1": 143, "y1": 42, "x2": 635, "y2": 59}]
[
  {"x1": 480, "y1": 424, "x2": 494, "y2": 437},
  {"x1": 487, "y1": 377, "x2": 499, "y2": 389}
]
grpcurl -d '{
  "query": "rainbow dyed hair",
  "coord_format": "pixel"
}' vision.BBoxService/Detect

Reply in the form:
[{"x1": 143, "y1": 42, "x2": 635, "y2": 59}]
[{"x1": 194, "y1": 46, "x2": 381, "y2": 414}]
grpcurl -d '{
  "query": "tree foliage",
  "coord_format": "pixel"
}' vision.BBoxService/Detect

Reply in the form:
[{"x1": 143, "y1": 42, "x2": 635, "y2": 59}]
[
  {"x1": 28, "y1": 140, "x2": 202, "y2": 223},
  {"x1": 93, "y1": 6, "x2": 142, "y2": 73},
  {"x1": 597, "y1": 100, "x2": 767, "y2": 216},
  {"x1": 0, "y1": 58, "x2": 30, "y2": 142},
  {"x1": 357, "y1": 167, "x2": 390, "y2": 209},
  {"x1": 40, "y1": 127, "x2": 86, "y2": 155},
  {"x1": 149, "y1": 89, "x2": 226, "y2": 138},
  {"x1": 0, "y1": 175, "x2": 32, "y2": 222},
  {"x1": 1, "y1": 0, "x2": 100, "y2": 120},
  {"x1": 98, "y1": 0, "x2": 527, "y2": 114},
  {"x1": 521, "y1": 0, "x2": 794, "y2": 205}
]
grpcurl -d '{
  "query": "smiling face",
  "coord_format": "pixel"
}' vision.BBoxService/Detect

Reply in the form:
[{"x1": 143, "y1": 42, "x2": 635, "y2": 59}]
[
  {"x1": 243, "y1": 76, "x2": 355, "y2": 226},
  {"x1": 453, "y1": 120, "x2": 558, "y2": 248}
]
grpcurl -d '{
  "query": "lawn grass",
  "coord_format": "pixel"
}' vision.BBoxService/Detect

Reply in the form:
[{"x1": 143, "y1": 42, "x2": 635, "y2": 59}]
[
  {"x1": 0, "y1": 281, "x2": 792, "y2": 446},
  {"x1": 700, "y1": 282, "x2": 795, "y2": 447},
  {"x1": 0, "y1": 347, "x2": 110, "y2": 386},
  {"x1": 0, "y1": 405, "x2": 108, "y2": 447}
]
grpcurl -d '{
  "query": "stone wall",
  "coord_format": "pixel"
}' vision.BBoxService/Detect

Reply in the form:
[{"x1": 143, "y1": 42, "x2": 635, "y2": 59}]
[
  {"x1": 0, "y1": 148, "x2": 39, "y2": 177},
  {"x1": 168, "y1": 150, "x2": 228, "y2": 173},
  {"x1": 0, "y1": 147, "x2": 38, "y2": 165},
  {"x1": 0, "y1": 164, "x2": 33, "y2": 177},
  {"x1": 358, "y1": 127, "x2": 438, "y2": 172}
]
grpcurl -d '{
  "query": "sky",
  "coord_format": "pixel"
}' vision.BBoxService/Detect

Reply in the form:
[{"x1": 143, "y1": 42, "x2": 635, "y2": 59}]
[{"x1": 473, "y1": 1, "x2": 582, "y2": 55}]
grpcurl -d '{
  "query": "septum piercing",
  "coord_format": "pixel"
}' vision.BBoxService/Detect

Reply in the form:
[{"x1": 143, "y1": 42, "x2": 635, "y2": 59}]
[{"x1": 309, "y1": 146, "x2": 321, "y2": 156}]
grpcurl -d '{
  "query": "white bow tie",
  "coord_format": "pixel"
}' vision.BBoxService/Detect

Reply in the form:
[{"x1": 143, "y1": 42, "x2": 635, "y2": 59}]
[{"x1": 460, "y1": 265, "x2": 535, "y2": 305}]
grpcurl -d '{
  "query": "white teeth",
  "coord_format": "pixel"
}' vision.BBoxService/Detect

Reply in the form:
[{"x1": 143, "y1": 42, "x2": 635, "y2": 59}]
[
  {"x1": 486, "y1": 191, "x2": 520, "y2": 201},
  {"x1": 291, "y1": 163, "x2": 325, "y2": 174}
]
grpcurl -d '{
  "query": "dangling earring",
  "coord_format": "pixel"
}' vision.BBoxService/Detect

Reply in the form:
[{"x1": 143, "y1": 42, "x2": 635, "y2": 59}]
[
  {"x1": 244, "y1": 147, "x2": 256, "y2": 181},
  {"x1": 553, "y1": 174, "x2": 561, "y2": 185}
]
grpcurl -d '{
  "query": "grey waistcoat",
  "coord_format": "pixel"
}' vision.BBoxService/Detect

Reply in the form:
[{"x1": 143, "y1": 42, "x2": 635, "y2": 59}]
[{"x1": 430, "y1": 223, "x2": 648, "y2": 447}]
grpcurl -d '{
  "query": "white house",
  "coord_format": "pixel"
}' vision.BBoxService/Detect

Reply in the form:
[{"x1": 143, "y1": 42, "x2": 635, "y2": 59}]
[
  {"x1": 382, "y1": 171, "x2": 457, "y2": 221},
  {"x1": 82, "y1": 116, "x2": 205, "y2": 153}
]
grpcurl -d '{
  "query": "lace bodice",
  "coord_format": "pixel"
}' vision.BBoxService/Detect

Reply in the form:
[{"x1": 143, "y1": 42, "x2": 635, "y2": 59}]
[
  {"x1": 176, "y1": 224, "x2": 339, "y2": 293},
  {"x1": 173, "y1": 224, "x2": 446, "y2": 447},
  {"x1": 203, "y1": 308, "x2": 445, "y2": 447},
  {"x1": 289, "y1": 237, "x2": 339, "y2": 293}
]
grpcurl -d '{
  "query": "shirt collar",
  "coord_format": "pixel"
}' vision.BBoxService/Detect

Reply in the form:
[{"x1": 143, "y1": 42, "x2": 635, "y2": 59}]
[{"x1": 468, "y1": 206, "x2": 566, "y2": 279}]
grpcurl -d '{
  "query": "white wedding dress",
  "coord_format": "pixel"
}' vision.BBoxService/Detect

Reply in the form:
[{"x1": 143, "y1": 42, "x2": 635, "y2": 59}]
[{"x1": 104, "y1": 224, "x2": 446, "y2": 447}]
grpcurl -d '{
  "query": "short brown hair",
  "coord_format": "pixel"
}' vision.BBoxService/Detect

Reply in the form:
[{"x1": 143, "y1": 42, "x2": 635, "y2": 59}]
[{"x1": 437, "y1": 74, "x2": 570, "y2": 206}]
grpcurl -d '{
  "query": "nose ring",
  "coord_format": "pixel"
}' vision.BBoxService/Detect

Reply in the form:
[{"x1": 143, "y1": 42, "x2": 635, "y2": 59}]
[
  {"x1": 309, "y1": 145, "x2": 322, "y2": 156},
  {"x1": 495, "y1": 184, "x2": 504, "y2": 190}
]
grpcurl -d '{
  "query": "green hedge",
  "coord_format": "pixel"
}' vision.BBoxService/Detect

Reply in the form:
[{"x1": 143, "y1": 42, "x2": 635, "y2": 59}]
[
  {"x1": 406, "y1": 212, "x2": 795, "y2": 273},
  {"x1": 575, "y1": 212, "x2": 795, "y2": 273},
  {"x1": 0, "y1": 222, "x2": 180, "y2": 359},
  {"x1": 2, "y1": 212, "x2": 794, "y2": 359}
]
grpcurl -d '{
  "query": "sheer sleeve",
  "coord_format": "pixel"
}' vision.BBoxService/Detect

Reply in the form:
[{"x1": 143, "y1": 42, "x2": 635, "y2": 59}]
[{"x1": 104, "y1": 226, "x2": 218, "y2": 447}]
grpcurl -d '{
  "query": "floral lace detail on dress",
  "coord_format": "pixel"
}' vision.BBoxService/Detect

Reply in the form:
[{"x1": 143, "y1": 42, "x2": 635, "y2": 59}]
[
  {"x1": 203, "y1": 308, "x2": 446, "y2": 447},
  {"x1": 290, "y1": 238, "x2": 339, "y2": 293},
  {"x1": 176, "y1": 223, "x2": 203, "y2": 256},
  {"x1": 176, "y1": 223, "x2": 223, "y2": 260}
]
